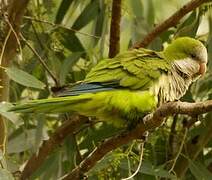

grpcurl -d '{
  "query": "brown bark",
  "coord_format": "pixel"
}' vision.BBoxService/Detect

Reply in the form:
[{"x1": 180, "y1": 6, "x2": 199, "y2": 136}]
[
  {"x1": 109, "y1": 0, "x2": 122, "y2": 58},
  {"x1": 0, "y1": 0, "x2": 30, "y2": 154}
]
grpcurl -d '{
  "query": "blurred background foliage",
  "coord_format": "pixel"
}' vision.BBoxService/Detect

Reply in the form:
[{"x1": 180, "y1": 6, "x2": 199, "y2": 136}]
[{"x1": 1, "y1": 0, "x2": 212, "y2": 179}]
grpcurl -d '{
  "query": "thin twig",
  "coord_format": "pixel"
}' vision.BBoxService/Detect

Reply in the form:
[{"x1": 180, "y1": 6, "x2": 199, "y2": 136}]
[
  {"x1": 168, "y1": 115, "x2": 178, "y2": 158},
  {"x1": 125, "y1": 141, "x2": 136, "y2": 177},
  {"x1": 23, "y1": 16, "x2": 100, "y2": 39},
  {"x1": 122, "y1": 142, "x2": 144, "y2": 180},
  {"x1": 0, "y1": 29, "x2": 11, "y2": 65},
  {"x1": 3, "y1": 14, "x2": 23, "y2": 60},
  {"x1": 20, "y1": 33, "x2": 59, "y2": 86},
  {"x1": 31, "y1": 22, "x2": 49, "y2": 62},
  {"x1": 74, "y1": 134, "x2": 83, "y2": 162},
  {"x1": 169, "y1": 128, "x2": 188, "y2": 174}
]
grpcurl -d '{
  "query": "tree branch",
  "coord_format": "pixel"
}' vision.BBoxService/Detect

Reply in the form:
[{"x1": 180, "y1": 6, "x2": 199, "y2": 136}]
[
  {"x1": 20, "y1": 115, "x2": 88, "y2": 180},
  {"x1": 62, "y1": 100, "x2": 212, "y2": 179},
  {"x1": 0, "y1": 0, "x2": 29, "y2": 155},
  {"x1": 132, "y1": 0, "x2": 210, "y2": 48},
  {"x1": 109, "y1": 0, "x2": 122, "y2": 58}
]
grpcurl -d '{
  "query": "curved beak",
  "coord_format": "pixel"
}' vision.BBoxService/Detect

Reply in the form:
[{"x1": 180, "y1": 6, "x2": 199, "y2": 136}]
[{"x1": 199, "y1": 62, "x2": 207, "y2": 75}]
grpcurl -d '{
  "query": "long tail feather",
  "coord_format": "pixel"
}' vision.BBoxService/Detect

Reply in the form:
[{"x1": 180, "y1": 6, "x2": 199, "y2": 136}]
[{"x1": 9, "y1": 96, "x2": 91, "y2": 113}]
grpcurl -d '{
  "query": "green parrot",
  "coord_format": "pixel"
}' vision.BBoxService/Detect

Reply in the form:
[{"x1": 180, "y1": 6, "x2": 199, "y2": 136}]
[{"x1": 10, "y1": 37, "x2": 208, "y2": 127}]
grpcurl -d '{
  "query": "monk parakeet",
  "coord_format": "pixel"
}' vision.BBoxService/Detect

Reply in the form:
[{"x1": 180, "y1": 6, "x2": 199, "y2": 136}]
[{"x1": 10, "y1": 37, "x2": 208, "y2": 127}]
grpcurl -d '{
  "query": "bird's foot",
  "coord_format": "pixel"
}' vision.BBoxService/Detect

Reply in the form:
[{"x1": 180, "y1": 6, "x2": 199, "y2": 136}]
[
  {"x1": 143, "y1": 113, "x2": 153, "y2": 128},
  {"x1": 140, "y1": 131, "x2": 149, "y2": 142}
]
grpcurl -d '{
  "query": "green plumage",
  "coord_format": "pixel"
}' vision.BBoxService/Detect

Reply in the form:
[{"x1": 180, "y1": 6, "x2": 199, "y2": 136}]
[
  {"x1": 85, "y1": 49, "x2": 170, "y2": 90},
  {"x1": 10, "y1": 37, "x2": 208, "y2": 127}
]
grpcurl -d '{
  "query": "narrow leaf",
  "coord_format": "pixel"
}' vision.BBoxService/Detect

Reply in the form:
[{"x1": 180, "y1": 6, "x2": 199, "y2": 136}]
[
  {"x1": 59, "y1": 52, "x2": 83, "y2": 85},
  {"x1": 58, "y1": 30, "x2": 85, "y2": 52},
  {"x1": 0, "y1": 102, "x2": 21, "y2": 125},
  {"x1": 130, "y1": 0, "x2": 144, "y2": 19},
  {"x1": 30, "y1": 152, "x2": 60, "y2": 179},
  {"x1": 147, "y1": 0, "x2": 155, "y2": 26},
  {"x1": 189, "y1": 161, "x2": 212, "y2": 180},
  {"x1": 72, "y1": 0, "x2": 99, "y2": 30},
  {"x1": 120, "y1": 160, "x2": 176, "y2": 179},
  {"x1": 175, "y1": 10, "x2": 200, "y2": 38},
  {"x1": 6, "y1": 67, "x2": 45, "y2": 89},
  {"x1": 8, "y1": 129, "x2": 36, "y2": 154},
  {"x1": 92, "y1": 1, "x2": 105, "y2": 46},
  {"x1": 55, "y1": 0, "x2": 75, "y2": 24},
  {"x1": 0, "y1": 169, "x2": 14, "y2": 180}
]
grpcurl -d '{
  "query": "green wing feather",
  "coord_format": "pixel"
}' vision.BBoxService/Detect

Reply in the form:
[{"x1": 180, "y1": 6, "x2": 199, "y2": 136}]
[{"x1": 85, "y1": 48, "x2": 170, "y2": 90}]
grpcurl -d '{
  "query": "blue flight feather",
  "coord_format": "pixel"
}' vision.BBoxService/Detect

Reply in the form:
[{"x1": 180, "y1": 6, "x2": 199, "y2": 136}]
[{"x1": 57, "y1": 83, "x2": 116, "y2": 96}]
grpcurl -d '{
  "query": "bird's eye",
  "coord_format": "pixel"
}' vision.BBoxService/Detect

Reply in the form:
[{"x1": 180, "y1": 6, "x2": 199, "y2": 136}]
[{"x1": 191, "y1": 54, "x2": 196, "y2": 58}]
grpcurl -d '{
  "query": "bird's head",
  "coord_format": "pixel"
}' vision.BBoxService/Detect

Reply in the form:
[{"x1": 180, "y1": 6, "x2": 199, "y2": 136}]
[{"x1": 163, "y1": 37, "x2": 208, "y2": 79}]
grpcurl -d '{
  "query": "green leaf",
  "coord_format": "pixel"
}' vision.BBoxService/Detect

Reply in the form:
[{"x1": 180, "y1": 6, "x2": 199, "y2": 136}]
[
  {"x1": 34, "y1": 115, "x2": 48, "y2": 153},
  {"x1": 0, "y1": 169, "x2": 14, "y2": 180},
  {"x1": 120, "y1": 160, "x2": 176, "y2": 179},
  {"x1": 130, "y1": 0, "x2": 144, "y2": 19},
  {"x1": 175, "y1": 10, "x2": 201, "y2": 38},
  {"x1": 94, "y1": 4, "x2": 105, "y2": 37},
  {"x1": 55, "y1": 0, "x2": 75, "y2": 24},
  {"x1": 189, "y1": 161, "x2": 212, "y2": 180},
  {"x1": 147, "y1": 0, "x2": 155, "y2": 26},
  {"x1": 7, "y1": 129, "x2": 36, "y2": 154},
  {"x1": 55, "y1": 0, "x2": 100, "y2": 53},
  {"x1": 6, "y1": 67, "x2": 45, "y2": 89},
  {"x1": 58, "y1": 30, "x2": 85, "y2": 52},
  {"x1": 79, "y1": 123, "x2": 121, "y2": 151},
  {"x1": 64, "y1": 135, "x2": 77, "y2": 170},
  {"x1": 72, "y1": 0, "x2": 99, "y2": 30},
  {"x1": 30, "y1": 151, "x2": 60, "y2": 179},
  {"x1": 88, "y1": 151, "x2": 124, "y2": 175},
  {"x1": 191, "y1": 75, "x2": 212, "y2": 100},
  {"x1": 0, "y1": 102, "x2": 21, "y2": 125},
  {"x1": 92, "y1": 1, "x2": 105, "y2": 47},
  {"x1": 59, "y1": 52, "x2": 83, "y2": 85},
  {"x1": 177, "y1": 10, "x2": 198, "y2": 30},
  {"x1": 0, "y1": 150, "x2": 7, "y2": 169}
]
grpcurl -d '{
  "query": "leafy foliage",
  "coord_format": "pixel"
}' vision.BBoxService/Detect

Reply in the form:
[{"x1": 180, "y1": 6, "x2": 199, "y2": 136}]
[{"x1": 1, "y1": 0, "x2": 212, "y2": 179}]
